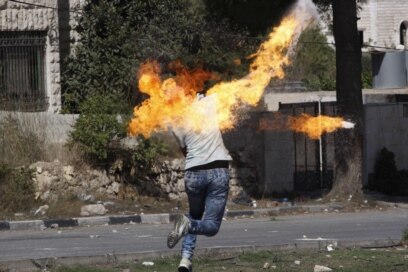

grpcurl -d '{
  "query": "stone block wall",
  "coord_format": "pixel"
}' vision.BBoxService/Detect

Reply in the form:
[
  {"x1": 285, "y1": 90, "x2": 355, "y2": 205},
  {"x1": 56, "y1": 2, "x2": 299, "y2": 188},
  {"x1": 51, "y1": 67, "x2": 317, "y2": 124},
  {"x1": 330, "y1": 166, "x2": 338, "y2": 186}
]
[
  {"x1": 358, "y1": 0, "x2": 408, "y2": 48},
  {"x1": 0, "y1": 0, "x2": 61, "y2": 112}
]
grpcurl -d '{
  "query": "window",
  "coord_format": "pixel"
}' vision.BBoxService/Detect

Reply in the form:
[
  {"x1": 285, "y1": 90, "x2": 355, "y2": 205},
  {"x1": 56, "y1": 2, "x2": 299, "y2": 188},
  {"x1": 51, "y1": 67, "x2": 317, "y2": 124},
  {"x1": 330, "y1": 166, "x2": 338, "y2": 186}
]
[
  {"x1": 400, "y1": 22, "x2": 408, "y2": 48},
  {"x1": 0, "y1": 31, "x2": 47, "y2": 111},
  {"x1": 358, "y1": 30, "x2": 364, "y2": 47}
]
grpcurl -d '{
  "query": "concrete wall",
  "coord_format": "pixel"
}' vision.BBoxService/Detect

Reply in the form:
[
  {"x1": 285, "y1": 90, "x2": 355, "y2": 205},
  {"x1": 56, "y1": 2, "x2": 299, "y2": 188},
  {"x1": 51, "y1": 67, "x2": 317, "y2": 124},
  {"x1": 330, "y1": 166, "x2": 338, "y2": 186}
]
[
  {"x1": 2, "y1": 102, "x2": 408, "y2": 194},
  {"x1": 223, "y1": 112, "x2": 265, "y2": 195},
  {"x1": 0, "y1": 111, "x2": 77, "y2": 143},
  {"x1": 364, "y1": 103, "x2": 408, "y2": 186}
]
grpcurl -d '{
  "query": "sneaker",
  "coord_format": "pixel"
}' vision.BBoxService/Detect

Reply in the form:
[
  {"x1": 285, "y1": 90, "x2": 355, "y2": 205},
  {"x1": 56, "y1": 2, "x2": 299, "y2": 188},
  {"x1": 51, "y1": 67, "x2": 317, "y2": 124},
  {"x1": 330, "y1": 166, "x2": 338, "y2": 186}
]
[
  {"x1": 167, "y1": 214, "x2": 190, "y2": 249},
  {"x1": 178, "y1": 257, "x2": 192, "y2": 272}
]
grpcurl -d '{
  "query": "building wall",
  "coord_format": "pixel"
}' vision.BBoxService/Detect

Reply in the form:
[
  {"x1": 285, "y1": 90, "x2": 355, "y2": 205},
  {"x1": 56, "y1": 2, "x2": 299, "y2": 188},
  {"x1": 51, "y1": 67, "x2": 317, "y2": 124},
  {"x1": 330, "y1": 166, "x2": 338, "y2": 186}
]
[
  {"x1": 0, "y1": 0, "x2": 83, "y2": 113},
  {"x1": 364, "y1": 103, "x2": 408, "y2": 186},
  {"x1": 358, "y1": 0, "x2": 408, "y2": 48},
  {"x1": 0, "y1": 0, "x2": 61, "y2": 112},
  {"x1": 0, "y1": 111, "x2": 78, "y2": 144}
]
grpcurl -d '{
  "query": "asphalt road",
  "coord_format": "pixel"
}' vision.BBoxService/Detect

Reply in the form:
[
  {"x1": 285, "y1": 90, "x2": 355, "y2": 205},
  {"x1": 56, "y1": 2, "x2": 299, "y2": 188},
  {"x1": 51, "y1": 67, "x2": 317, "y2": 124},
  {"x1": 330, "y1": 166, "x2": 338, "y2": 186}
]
[{"x1": 0, "y1": 208, "x2": 407, "y2": 261}]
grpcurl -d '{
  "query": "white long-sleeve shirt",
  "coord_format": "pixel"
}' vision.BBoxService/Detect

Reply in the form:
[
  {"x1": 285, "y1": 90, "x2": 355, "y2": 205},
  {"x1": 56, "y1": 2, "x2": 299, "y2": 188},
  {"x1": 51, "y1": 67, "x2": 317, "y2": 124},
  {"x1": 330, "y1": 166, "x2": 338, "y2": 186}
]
[{"x1": 172, "y1": 94, "x2": 232, "y2": 170}]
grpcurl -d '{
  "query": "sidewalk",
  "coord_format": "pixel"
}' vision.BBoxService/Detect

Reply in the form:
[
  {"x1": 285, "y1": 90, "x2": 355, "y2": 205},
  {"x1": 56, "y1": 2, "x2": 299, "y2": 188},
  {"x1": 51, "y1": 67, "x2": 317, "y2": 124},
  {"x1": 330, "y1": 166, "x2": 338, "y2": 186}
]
[
  {"x1": 1, "y1": 194, "x2": 407, "y2": 232},
  {"x1": 0, "y1": 202, "x2": 346, "y2": 231}
]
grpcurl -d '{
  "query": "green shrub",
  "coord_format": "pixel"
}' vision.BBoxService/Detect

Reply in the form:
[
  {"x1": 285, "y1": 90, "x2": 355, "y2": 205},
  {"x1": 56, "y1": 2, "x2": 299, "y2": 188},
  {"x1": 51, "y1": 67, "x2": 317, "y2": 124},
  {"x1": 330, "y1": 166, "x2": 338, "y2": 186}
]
[
  {"x1": 0, "y1": 164, "x2": 37, "y2": 214},
  {"x1": 68, "y1": 93, "x2": 168, "y2": 172},
  {"x1": 133, "y1": 137, "x2": 168, "y2": 171},
  {"x1": 62, "y1": 0, "x2": 255, "y2": 113},
  {"x1": 362, "y1": 53, "x2": 372, "y2": 89},
  {"x1": 68, "y1": 93, "x2": 129, "y2": 163}
]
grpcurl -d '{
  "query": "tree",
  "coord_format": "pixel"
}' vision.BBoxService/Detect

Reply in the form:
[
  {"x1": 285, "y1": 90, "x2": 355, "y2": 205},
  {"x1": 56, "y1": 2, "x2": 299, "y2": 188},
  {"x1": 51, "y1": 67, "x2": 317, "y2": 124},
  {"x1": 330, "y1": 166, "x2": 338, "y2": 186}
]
[
  {"x1": 286, "y1": 26, "x2": 336, "y2": 90},
  {"x1": 329, "y1": 0, "x2": 363, "y2": 200},
  {"x1": 62, "y1": 0, "x2": 256, "y2": 113},
  {"x1": 204, "y1": 0, "x2": 296, "y2": 35}
]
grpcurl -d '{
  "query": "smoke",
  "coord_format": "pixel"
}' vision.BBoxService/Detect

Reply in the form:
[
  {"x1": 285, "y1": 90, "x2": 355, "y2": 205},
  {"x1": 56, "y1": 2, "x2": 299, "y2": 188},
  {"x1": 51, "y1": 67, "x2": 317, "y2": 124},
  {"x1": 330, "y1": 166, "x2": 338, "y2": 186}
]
[
  {"x1": 282, "y1": 0, "x2": 319, "y2": 58},
  {"x1": 293, "y1": 0, "x2": 319, "y2": 24}
]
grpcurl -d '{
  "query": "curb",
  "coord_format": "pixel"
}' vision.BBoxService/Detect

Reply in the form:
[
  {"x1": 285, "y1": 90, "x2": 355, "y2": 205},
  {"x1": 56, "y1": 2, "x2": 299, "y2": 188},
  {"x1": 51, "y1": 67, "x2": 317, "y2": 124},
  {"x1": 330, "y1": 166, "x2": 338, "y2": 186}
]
[
  {"x1": 0, "y1": 204, "x2": 344, "y2": 232},
  {"x1": 0, "y1": 239, "x2": 401, "y2": 272}
]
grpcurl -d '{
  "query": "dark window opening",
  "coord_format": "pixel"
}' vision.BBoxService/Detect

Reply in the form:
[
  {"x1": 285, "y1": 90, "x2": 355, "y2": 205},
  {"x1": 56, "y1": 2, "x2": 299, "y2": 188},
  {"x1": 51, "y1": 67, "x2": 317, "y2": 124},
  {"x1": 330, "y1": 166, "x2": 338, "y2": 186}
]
[
  {"x1": 0, "y1": 31, "x2": 48, "y2": 111},
  {"x1": 358, "y1": 30, "x2": 364, "y2": 47},
  {"x1": 400, "y1": 22, "x2": 408, "y2": 47}
]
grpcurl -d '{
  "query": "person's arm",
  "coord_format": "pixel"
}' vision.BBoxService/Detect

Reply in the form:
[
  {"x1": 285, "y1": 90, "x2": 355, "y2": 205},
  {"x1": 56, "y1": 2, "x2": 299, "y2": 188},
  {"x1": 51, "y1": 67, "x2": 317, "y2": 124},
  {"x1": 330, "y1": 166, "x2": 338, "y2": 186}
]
[
  {"x1": 180, "y1": 147, "x2": 187, "y2": 157},
  {"x1": 171, "y1": 129, "x2": 187, "y2": 157}
]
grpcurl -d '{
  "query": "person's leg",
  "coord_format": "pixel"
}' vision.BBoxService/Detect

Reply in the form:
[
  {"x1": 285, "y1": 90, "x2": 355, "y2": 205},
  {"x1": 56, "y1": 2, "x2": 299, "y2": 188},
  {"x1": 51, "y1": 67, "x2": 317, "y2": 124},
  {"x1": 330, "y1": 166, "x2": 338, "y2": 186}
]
[
  {"x1": 189, "y1": 168, "x2": 229, "y2": 236},
  {"x1": 181, "y1": 170, "x2": 207, "y2": 261}
]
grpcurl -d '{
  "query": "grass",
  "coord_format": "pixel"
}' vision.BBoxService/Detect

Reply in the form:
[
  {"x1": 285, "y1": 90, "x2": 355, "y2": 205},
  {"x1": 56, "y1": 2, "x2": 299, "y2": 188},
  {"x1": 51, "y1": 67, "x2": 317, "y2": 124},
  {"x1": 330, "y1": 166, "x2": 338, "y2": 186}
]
[
  {"x1": 52, "y1": 247, "x2": 408, "y2": 272},
  {"x1": 403, "y1": 229, "x2": 408, "y2": 244},
  {"x1": 0, "y1": 115, "x2": 45, "y2": 167}
]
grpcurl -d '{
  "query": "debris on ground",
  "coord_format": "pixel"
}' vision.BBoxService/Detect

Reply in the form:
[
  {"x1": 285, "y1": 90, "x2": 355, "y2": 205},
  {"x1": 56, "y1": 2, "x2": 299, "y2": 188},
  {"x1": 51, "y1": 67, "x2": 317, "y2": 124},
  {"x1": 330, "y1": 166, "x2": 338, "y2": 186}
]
[{"x1": 314, "y1": 264, "x2": 333, "y2": 272}]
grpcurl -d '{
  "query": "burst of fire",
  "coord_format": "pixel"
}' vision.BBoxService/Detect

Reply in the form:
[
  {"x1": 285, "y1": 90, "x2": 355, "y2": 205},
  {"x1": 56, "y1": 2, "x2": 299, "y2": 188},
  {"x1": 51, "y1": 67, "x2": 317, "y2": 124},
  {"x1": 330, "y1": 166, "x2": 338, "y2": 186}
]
[
  {"x1": 129, "y1": 13, "x2": 303, "y2": 137},
  {"x1": 206, "y1": 15, "x2": 298, "y2": 130},
  {"x1": 129, "y1": 61, "x2": 216, "y2": 137},
  {"x1": 288, "y1": 114, "x2": 345, "y2": 140}
]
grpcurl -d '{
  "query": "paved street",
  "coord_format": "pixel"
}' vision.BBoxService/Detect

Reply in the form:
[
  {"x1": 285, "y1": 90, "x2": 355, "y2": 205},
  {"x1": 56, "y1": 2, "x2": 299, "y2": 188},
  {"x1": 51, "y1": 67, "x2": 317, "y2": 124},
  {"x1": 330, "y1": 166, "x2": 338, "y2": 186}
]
[{"x1": 0, "y1": 208, "x2": 407, "y2": 262}]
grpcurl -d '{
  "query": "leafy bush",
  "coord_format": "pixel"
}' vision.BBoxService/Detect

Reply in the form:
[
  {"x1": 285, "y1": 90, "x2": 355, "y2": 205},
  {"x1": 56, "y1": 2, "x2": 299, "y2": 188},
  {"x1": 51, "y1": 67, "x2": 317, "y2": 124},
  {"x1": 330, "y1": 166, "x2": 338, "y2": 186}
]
[
  {"x1": 68, "y1": 93, "x2": 168, "y2": 173},
  {"x1": 0, "y1": 164, "x2": 37, "y2": 214},
  {"x1": 68, "y1": 93, "x2": 129, "y2": 163},
  {"x1": 62, "y1": 0, "x2": 255, "y2": 113},
  {"x1": 361, "y1": 53, "x2": 372, "y2": 89},
  {"x1": 133, "y1": 137, "x2": 168, "y2": 171}
]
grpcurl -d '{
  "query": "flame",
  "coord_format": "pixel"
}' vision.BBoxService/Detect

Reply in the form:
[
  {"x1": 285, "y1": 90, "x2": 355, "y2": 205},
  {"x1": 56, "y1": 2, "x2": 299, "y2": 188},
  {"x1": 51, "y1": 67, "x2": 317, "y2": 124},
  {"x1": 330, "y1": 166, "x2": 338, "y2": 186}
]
[
  {"x1": 206, "y1": 16, "x2": 298, "y2": 130},
  {"x1": 288, "y1": 114, "x2": 344, "y2": 139},
  {"x1": 129, "y1": 6, "x2": 310, "y2": 137},
  {"x1": 128, "y1": 61, "x2": 215, "y2": 137}
]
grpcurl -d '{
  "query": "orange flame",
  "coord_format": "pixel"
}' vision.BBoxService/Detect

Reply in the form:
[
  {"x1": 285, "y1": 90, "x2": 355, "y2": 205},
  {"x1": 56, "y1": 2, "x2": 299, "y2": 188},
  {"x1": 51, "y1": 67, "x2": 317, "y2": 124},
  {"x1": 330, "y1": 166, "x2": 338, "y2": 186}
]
[
  {"x1": 129, "y1": 14, "x2": 303, "y2": 137},
  {"x1": 128, "y1": 61, "x2": 216, "y2": 137},
  {"x1": 288, "y1": 114, "x2": 344, "y2": 139},
  {"x1": 206, "y1": 16, "x2": 298, "y2": 130}
]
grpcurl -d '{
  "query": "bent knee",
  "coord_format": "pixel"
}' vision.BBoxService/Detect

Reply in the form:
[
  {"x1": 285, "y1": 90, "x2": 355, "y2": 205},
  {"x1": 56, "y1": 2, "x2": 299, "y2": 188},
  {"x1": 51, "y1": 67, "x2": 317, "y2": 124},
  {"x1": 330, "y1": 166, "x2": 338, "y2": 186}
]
[{"x1": 205, "y1": 225, "x2": 220, "y2": 237}]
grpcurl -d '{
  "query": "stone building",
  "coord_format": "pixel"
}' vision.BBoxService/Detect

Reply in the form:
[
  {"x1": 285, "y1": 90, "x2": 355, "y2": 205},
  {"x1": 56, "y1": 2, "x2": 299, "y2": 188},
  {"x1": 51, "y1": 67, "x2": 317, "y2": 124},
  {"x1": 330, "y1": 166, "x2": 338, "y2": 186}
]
[
  {"x1": 358, "y1": 0, "x2": 408, "y2": 49},
  {"x1": 0, "y1": 0, "x2": 82, "y2": 113}
]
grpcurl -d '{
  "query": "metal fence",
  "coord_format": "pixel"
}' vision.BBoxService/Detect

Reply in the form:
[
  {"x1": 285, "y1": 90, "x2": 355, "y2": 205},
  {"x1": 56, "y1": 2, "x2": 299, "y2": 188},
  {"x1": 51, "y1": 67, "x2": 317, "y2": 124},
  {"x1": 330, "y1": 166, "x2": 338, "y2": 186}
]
[
  {"x1": 280, "y1": 102, "x2": 337, "y2": 192},
  {"x1": 0, "y1": 31, "x2": 48, "y2": 111}
]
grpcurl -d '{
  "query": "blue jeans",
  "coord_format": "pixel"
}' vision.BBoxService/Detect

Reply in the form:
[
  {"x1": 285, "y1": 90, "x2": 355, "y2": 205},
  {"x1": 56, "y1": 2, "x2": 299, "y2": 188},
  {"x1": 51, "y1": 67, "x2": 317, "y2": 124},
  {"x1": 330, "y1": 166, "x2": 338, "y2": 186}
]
[{"x1": 181, "y1": 168, "x2": 230, "y2": 261}]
